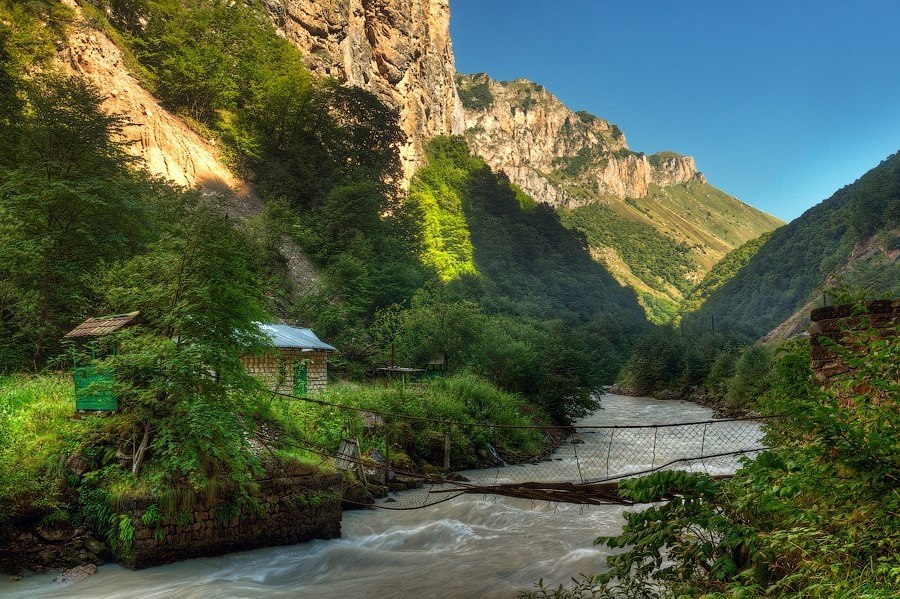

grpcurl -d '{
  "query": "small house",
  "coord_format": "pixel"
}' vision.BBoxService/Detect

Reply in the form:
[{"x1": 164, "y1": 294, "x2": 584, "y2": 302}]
[
  {"x1": 243, "y1": 324, "x2": 336, "y2": 396},
  {"x1": 63, "y1": 311, "x2": 142, "y2": 412}
]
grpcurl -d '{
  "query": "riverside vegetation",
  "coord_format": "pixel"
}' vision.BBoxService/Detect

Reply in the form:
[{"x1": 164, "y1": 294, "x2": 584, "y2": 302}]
[
  {"x1": 686, "y1": 152, "x2": 900, "y2": 341},
  {"x1": 1, "y1": 1, "x2": 898, "y2": 596},
  {"x1": 0, "y1": 0, "x2": 638, "y2": 570},
  {"x1": 527, "y1": 310, "x2": 899, "y2": 598}
]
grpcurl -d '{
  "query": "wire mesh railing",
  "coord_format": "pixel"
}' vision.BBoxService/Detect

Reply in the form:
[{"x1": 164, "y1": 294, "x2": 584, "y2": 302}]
[{"x1": 260, "y1": 390, "x2": 769, "y2": 509}]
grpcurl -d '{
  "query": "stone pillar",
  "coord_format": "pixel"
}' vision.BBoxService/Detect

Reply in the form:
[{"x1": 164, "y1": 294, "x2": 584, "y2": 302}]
[{"x1": 808, "y1": 299, "x2": 899, "y2": 404}]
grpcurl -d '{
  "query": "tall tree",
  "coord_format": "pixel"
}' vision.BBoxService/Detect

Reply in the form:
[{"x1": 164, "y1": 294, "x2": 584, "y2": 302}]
[{"x1": 0, "y1": 74, "x2": 147, "y2": 370}]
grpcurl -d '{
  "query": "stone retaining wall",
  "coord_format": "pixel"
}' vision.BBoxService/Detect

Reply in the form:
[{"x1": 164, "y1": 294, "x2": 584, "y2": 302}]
[
  {"x1": 121, "y1": 471, "x2": 342, "y2": 569},
  {"x1": 809, "y1": 299, "x2": 899, "y2": 402}
]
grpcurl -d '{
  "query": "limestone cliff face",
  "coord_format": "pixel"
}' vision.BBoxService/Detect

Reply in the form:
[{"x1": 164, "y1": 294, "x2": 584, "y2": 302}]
[
  {"x1": 57, "y1": 9, "x2": 259, "y2": 215},
  {"x1": 270, "y1": 0, "x2": 464, "y2": 181},
  {"x1": 57, "y1": 2, "x2": 318, "y2": 292},
  {"x1": 458, "y1": 73, "x2": 703, "y2": 208}
]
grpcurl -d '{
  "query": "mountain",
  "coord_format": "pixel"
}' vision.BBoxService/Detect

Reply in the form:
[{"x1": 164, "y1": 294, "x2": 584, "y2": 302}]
[
  {"x1": 57, "y1": 0, "x2": 781, "y2": 326},
  {"x1": 457, "y1": 73, "x2": 783, "y2": 320},
  {"x1": 266, "y1": 0, "x2": 464, "y2": 181},
  {"x1": 686, "y1": 152, "x2": 900, "y2": 341},
  {"x1": 55, "y1": 1, "x2": 321, "y2": 294},
  {"x1": 253, "y1": 4, "x2": 783, "y2": 321},
  {"x1": 679, "y1": 232, "x2": 773, "y2": 316}
]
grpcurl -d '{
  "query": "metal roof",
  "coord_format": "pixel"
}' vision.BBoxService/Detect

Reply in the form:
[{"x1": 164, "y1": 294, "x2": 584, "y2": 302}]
[
  {"x1": 258, "y1": 323, "x2": 336, "y2": 351},
  {"x1": 65, "y1": 312, "x2": 141, "y2": 339}
]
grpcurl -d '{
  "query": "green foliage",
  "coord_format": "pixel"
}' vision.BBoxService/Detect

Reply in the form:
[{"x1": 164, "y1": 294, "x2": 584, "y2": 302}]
[
  {"x1": 92, "y1": 0, "x2": 426, "y2": 366},
  {"x1": 617, "y1": 326, "x2": 735, "y2": 395},
  {"x1": 680, "y1": 231, "x2": 773, "y2": 315},
  {"x1": 690, "y1": 152, "x2": 900, "y2": 341},
  {"x1": 0, "y1": 374, "x2": 85, "y2": 527},
  {"x1": 90, "y1": 191, "x2": 271, "y2": 494},
  {"x1": 562, "y1": 203, "x2": 698, "y2": 297},
  {"x1": 552, "y1": 318, "x2": 900, "y2": 598},
  {"x1": 417, "y1": 137, "x2": 646, "y2": 326},
  {"x1": 0, "y1": 1, "x2": 73, "y2": 73},
  {"x1": 457, "y1": 73, "x2": 494, "y2": 111},
  {"x1": 724, "y1": 344, "x2": 773, "y2": 409},
  {"x1": 402, "y1": 138, "x2": 647, "y2": 419},
  {"x1": 265, "y1": 374, "x2": 551, "y2": 469},
  {"x1": 374, "y1": 288, "x2": 618, "y2": 421},
  {"x1": 407, "y1": 141, "x2": 479, "y2": 281},
  {"x1": 0, "y1": 73, "x2": 152, "y2": 371}
]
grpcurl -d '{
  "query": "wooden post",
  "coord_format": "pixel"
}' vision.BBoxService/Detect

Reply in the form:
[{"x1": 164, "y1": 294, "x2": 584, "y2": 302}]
[
  {"x1": 385, "y1": 428, "x2": 393, "y2": 481},
  {"x1": 443, "y1": 423, "x2": 451, "y2": 472},
  {"x1": 354, "y1": 437, "x2": 367, "y2": 485}
]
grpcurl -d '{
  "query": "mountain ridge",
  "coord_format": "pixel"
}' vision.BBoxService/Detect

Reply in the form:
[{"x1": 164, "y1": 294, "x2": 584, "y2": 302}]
[
  {"x1": 456, "y1": 72, "x2": 782, "y2": 318},
  {"x1": 687, "y1": 151, "x2": 900, "y2": 341}
]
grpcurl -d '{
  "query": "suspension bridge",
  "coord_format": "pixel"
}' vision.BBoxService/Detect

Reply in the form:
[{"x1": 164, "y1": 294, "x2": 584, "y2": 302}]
[{"x1": 258, "y1": 390, "x2": 770, "y2": 509}]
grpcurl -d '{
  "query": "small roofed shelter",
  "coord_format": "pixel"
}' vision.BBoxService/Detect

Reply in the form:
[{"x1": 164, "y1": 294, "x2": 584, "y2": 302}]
[
  {"x1": 375, "y1": 366, "x2": 425, "y2": 388},
  {"x1": 243, "y1": 324, "x2": 336, "y2": 396},
  {"x1": 63, "y1": 311, "x2": 141, "y2": 411},
  {"x1": 425, "y1": 353, "x2": 448, "y2": 379}
]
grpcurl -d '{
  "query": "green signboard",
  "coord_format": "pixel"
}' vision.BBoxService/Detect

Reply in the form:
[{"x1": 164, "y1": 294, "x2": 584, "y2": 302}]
[{"x1": 73, "y1": 366, "x2": 118, "y2": 411}]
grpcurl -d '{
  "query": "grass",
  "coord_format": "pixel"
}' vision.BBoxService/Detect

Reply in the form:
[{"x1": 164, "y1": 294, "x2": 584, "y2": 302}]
[
  {"x1": 0, "y1": 370, "x2": 553, "y2": 534},
  {"x1": 0, "y1": 374, "x2": 86, "y2": 525},
  {"x1": 263, "y1": 373, "x2": 553, "y2": 470}
]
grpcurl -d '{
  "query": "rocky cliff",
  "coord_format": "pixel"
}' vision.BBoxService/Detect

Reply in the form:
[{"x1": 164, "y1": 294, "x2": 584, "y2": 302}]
[
  {"x1": 458, "y1": 73, "x2": 703, "y2": 208},
  {"x1": 58, "y1": 1, "x2": 258, "y2": 215},
  {"x1": 57, "y1": 1, "x2": 318, "y2": 292},
  {"x1": 456, "y1": 73, "x2": 782, "y2": 319},
  {"x1": 268, "y1": 0, "x2": 464, "y2": 181}
]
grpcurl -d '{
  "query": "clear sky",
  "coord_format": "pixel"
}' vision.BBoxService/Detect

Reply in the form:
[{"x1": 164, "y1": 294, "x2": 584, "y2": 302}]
[{"x1": 449, "y1": 0, "x2": 900, "y2": 222}]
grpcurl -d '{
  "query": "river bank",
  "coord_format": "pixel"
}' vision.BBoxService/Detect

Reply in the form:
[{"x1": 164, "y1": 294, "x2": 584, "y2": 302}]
[{"x1": 1, "y1": 394, "x2": 763, "y2": 597}]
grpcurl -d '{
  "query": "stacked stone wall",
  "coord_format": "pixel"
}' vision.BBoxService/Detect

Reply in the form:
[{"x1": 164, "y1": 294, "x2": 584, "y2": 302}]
[
  {"x1": 121, "y1": 471, "x2": 342, "y2": 569},
  {"x1": 809, "y1": 299, "x2": 899, "y2": 402},
  {"x1": 242, "y1": 349, "x2": 329, "y2": 394}
]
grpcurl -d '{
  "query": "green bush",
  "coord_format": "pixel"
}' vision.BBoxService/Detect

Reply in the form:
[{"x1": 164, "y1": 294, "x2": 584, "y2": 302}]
[
  {"x1": 263, "y1": 374, "x2": 551, "y2": 469},
  {"x1": 724, "y1": 344, "x2": 773, "y2": 408},
  {"x1": 0, "y1": 374, "x2": 87, "y2": 526},
  {"x1": 541, "y1": 321, "x2": 900, "y2": 598}
]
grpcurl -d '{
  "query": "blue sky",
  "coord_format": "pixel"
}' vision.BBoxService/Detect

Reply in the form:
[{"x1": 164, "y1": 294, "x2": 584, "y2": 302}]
[{"x1": 449, "y1": 0, "x2": 900, "y2": 222}]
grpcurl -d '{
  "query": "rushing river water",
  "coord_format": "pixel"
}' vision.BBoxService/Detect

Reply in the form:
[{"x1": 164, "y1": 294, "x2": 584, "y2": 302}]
[{"x1": 1, "y1": 394, "x2": 762, "y2": 599}]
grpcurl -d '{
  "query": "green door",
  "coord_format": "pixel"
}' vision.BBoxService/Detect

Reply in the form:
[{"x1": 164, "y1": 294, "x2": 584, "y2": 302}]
[
  {"x1": 74, "y1": 366, "x2": 118, "y2": 411},
  {"x1": 293, "y1": 361, "x2": 308, "y2": 396}
]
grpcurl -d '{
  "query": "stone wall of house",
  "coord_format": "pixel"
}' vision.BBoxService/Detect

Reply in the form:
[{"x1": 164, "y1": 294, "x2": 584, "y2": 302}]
[
  {"x1": 120, "y1": 471, "x2": 342, "y2": 569},
  {"x1": 242, "y1": 349, "x2": 329, "y2": 395},
  {"x1": 809, "y1": 299, "x2": 899, "y2": 401}
]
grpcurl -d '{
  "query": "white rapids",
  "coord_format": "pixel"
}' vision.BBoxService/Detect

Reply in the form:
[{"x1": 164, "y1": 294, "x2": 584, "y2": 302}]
[{"x1": 0, "y1": 394, "x2": 762, "y2": 599}]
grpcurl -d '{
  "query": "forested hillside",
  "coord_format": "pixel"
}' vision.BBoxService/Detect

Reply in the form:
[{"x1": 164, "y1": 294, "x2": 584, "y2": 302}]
[
  {"x1": 686, "y1": 152, "x2": 900, "y2": 340},
  {"x1": 679, "y1": 231, "x2": 773, "y2": 316},
  {"x1": 0, "y1": 0, "x2": 650, "y2": 421},
  {"x1": 0, "y1": 1, "x2": 655, "y2": 563}
]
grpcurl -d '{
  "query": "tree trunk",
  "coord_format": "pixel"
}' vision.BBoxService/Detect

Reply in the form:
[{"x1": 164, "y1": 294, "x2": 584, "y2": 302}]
[{"x1": 132, "y1": 422, "x2": 152, "y2": 477}]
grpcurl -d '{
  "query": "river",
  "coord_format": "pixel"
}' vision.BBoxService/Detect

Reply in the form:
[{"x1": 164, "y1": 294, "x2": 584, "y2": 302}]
[{"x1": 1, "y1": 394, "x2": 762, "y2": 599}]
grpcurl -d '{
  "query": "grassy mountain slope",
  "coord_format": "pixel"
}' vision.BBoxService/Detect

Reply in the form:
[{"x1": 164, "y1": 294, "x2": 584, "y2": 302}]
[
  {"x1": 614, "y1": 182, "x2": 784, "y2": 271},
  {"x1": 687, "y1": 152, "x2": 900, "y2": 341},
  {"x1": 560, "y1": 203, "x2": 695, "y2": 322},
  {"x1": 408, "y1": 136, "x2": 649, "y2": 327},
  {"x1": 680, "y1": 231, "x2": 774, "y2": 316},
  {"x1": 561, "y1": 181, "x2": 783, "y2": 321}
]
